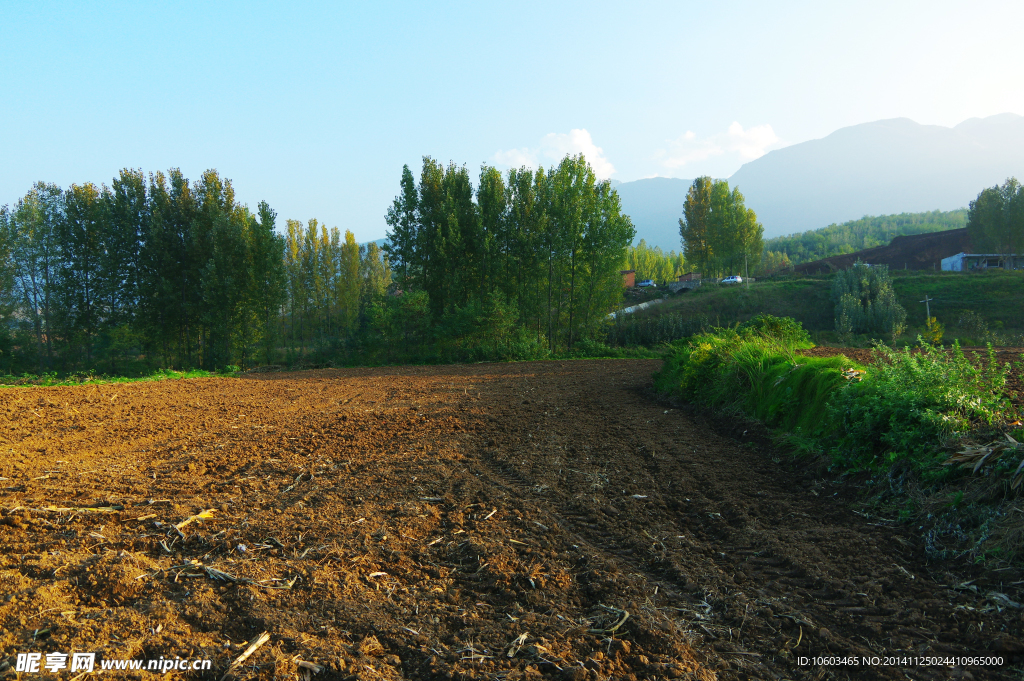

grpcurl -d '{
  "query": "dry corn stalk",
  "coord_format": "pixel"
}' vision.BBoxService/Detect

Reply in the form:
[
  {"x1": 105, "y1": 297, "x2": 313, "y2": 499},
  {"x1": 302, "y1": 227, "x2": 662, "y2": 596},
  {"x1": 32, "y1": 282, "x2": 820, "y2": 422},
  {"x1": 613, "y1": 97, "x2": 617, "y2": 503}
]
[
  {"x1": 175, "y1": 508, "x2": 216, "y2": 531},
  {"x1": 841, "y1": 368, "x2": 865, "y2": 382},
  {"x1": 945, "y1": 434, "x2": 1024, "y2": 489}
]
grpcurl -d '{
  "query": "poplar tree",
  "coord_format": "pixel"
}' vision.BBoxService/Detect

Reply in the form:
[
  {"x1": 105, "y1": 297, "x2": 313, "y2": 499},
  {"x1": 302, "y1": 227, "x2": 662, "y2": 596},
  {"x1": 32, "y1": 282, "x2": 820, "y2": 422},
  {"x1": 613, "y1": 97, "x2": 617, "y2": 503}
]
[
  {"x1": 680, "y1": 176, "x2": 714, "y2": 276},
  {"x1": 384, "y1": 164, "x2": 419, "y2": 284}
]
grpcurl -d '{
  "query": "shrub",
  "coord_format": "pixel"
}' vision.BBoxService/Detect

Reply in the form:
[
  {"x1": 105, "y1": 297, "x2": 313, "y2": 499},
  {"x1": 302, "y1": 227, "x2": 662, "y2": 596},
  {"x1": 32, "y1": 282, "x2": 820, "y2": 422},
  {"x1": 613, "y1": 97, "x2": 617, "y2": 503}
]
[
  {"x1": 828, "y1": 340, "x2": 1014, "y2": 477},
  {"x1": 831, "y1": 263, "x2": 907, "y2": 344},
  {"x1": 736, "y1": 314, "x2": 812, "y2": 348},
  {"x1": 655, "y1": 318, "x2": 1019, "y2": 485}
]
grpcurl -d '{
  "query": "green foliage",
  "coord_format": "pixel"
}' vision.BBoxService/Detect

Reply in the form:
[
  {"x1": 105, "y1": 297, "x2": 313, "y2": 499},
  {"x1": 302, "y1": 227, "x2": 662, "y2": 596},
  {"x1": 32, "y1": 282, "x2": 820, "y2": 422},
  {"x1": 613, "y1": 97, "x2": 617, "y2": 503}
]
[
  {"x1": 434, "y1": 293, "x2": 547, "y2": 363},
  {"x1": 828, "y1": 341, "x2": 1014, "y2": 478},
  {"x1": 382, "y1": 154, "x2": 633, "y2": 356},
  {"x1": 679, "y1": 177, "x2": 763, "y2": 278},
  {"x1": 564, "y1": 338, "x2": 659, "y2": 359},
  {"x1": 924, "y1": 316, "x2": 944, "y2": 344},
  {"x1": 967, "y1": 177, "x2": 1024, "y2": 255},
  {"x1": 606, "y1": 312, "x2": 712, "y2": 347},
  {"x1": 626, "y1": 240, "x2": 686, "y2": 284},
  {"x1": 653, "y1": 318, "x2": 842, "y2": 434},
  {"x1": 736, "y1": 314, "x2": 812, "y2": 348},
  {"x1": 0, "y1": 366, "x2": 223, "y2": 387},
  {"x1": 764, "y1": 209, "x2": 968, "y2": 266},
  {"x1": 654, "y1": 319, "x2": 1018, "y2": 485},
  {"x1": 831, "y1": 264, "x2": 907, "y2": 344}
]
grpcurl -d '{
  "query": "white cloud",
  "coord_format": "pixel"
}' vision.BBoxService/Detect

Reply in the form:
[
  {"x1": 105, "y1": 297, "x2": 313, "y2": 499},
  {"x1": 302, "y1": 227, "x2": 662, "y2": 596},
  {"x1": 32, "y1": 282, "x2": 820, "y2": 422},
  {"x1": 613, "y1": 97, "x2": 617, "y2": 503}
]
[
  {"x1": 659, "y1": 122, "x2": 780, "y2": 171},
  {"x1": 492, "y1": 128, "x2": 616, "y2": 179}
]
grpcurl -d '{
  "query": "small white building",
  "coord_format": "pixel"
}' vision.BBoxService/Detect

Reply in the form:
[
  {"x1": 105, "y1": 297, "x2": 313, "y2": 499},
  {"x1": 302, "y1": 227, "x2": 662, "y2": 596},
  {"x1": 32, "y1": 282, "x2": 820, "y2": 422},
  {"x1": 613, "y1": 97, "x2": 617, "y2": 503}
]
[{"x1": 940, "y1": 253, "x2": 1022, "y2": 272}]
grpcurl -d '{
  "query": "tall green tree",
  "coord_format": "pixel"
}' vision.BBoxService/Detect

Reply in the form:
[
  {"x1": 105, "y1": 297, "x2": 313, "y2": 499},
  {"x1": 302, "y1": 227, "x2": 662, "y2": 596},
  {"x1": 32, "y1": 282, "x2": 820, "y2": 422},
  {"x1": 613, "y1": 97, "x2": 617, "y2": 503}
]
[
  {"x1": 967, "y1": 177, "x2": 1024, "y2": 255},
  {"x1": 680, "y1": 176, "x2": 714, "y2": 276},
  {"x1": 248, "y1": 201, "x2": 287, "y2": 364},
  {"x1": 10, "y1": 183, "x2": 64, "y2": 369},
  {"x1": 141, "y1": 169, "x2": 199, "y2": 366},
  {"x1": 680, "y1": 177, "x2": 763, "y2": 278},
  {"x1": 58, "y1": 182, "x2": 107, "y2": 364},
  {"x1": 383, "y1": 164, "x2": 419, "y2": 285},
  {"x1": 0, "y1": 206, "x2": 17, "y2": 371}
]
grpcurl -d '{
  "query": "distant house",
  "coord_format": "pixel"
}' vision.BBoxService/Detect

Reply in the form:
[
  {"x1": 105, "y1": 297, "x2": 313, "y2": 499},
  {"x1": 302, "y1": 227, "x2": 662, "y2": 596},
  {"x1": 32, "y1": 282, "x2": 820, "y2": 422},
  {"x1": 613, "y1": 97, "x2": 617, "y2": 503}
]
[
  {"x1": 678, "y1": 272, "x2": 701, "y2": 282},
  {"x1": 941, "y1": 253, "x2": 1022, "y2": 271},
  {"x1": 620, "y1": 269, "x2": 636, "y2": 288}
]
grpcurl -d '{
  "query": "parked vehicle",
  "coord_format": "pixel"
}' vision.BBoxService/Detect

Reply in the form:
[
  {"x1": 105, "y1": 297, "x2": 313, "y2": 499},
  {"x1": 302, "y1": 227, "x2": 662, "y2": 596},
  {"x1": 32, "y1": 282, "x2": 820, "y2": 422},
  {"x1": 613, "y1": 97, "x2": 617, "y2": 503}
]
[
  {"x1": 721, "y1": 276, "x2": 743, "y2": 284},
  {"x1": 637, "y1": 279, "x2": 657, "y2": 288}
]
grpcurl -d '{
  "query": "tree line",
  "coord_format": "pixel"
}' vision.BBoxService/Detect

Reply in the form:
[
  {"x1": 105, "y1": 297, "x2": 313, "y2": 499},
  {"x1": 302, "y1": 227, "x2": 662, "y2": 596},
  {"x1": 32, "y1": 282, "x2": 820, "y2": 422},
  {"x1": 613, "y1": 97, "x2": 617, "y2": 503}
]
[
  {"x1": 625, "y1": 240, "x2": 686, "y2": 285},
  {"x1": 0, "y1": 155, "x2": 634, "y2": 375},
  {"x1": 0, "y1": 170, "x2": 286, "y2": 374},
  {"x1": 967, "y1": 177, "x2": 1024, "y2": 256},
  {"x1": 384, "y1": 154, "x2": 634, "y2": 357}
]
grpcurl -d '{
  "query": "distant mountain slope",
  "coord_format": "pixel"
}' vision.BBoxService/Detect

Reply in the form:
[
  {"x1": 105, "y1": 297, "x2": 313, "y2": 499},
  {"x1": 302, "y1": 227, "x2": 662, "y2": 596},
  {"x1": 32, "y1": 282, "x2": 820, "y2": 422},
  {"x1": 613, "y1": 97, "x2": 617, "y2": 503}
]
[
  {"x1": 731, "y1": 113, "x2": 1024, "y2": 238},
  {"x1": 612, "y1": 177, "x2": 691, "y2": 252},
  {"x1": 614, "y1": 114, "x2": 1024, "y2": 246}
]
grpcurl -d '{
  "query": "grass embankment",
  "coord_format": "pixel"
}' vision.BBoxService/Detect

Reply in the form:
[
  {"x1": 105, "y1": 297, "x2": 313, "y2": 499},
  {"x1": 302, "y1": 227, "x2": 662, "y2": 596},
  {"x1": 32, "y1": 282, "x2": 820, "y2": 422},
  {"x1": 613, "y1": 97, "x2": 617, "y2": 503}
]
[
  {"x1": 618, "y1": 269, "x2": 1024, "y2": 347},
  {"x1": 655, "y1": 315, "x2": 1024, "y2": 564},
  {"x1": 0, "y1": 367, "x2": 236, "y2": 388}
]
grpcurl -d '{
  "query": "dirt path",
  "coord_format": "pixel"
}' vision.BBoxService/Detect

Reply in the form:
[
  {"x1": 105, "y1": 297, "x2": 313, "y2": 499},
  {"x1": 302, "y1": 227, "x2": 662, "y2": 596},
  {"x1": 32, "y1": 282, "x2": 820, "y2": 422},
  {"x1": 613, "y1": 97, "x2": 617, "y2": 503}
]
[{"x1": 0, "y1": 361, "x2": 1021, "y2": 680}]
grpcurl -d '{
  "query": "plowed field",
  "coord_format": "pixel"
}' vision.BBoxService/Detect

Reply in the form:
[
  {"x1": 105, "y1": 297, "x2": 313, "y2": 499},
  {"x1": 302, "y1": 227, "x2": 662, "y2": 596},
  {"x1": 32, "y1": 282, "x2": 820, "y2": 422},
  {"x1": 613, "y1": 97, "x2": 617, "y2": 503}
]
[{"x1": 1, "y1": 360, "x2": 1021, "y2": 680}]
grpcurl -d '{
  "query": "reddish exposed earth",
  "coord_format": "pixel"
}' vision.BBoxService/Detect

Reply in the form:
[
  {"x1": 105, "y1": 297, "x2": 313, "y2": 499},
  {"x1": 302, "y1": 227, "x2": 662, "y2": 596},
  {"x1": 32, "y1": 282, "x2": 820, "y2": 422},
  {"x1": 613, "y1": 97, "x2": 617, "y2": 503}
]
[
  {"x1": 1, "y1": 360, "x2": 1022, "y2": 680},
  {"x1": 792, "y1": 229, "x2": 971, "y2": 273}
]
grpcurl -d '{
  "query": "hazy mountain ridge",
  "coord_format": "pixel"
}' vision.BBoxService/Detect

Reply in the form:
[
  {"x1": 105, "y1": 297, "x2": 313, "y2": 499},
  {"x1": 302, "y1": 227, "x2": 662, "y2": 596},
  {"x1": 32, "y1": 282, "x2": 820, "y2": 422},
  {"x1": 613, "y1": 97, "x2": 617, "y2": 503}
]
[{"x1": 615, "y1": 113, "x2": 1024, "y2": 250}]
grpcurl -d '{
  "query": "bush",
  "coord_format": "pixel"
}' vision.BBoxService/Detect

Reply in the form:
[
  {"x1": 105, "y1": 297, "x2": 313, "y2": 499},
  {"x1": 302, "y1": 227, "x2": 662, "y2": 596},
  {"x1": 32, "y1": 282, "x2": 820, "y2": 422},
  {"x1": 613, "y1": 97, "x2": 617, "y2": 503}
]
[
  {"x1": 737, "y1": 314, "x2": 812, "y2": 348},
  {"x1": 832, "y1": 264, "x2": 907, "y2": 344},
  {"x1": 828, "y1": 340, "x2": 1014, "y2": 477},
  {"x1": 655, "y1": 318, "x2": 1019, "y2": 484},
  {"x1": 654, "y1": 317, "x2": 849, "y2": 435}
]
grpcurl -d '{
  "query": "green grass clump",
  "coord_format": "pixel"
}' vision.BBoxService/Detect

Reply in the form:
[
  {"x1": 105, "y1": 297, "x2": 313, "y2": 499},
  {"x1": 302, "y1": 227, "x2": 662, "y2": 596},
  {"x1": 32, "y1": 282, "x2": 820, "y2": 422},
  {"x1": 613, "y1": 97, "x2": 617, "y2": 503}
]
[
  {"x1": 828, "y1": 341, "x2": 1014, "y2": 479},
  {"x1": 654, "y1": 315, "x2": 852, "y2": 435},
  {"x1": 655, "y1": 315, "x2": 1019, "y2": 483},
  {"x1": 0, "y1": 366, "x2": 236, "y2": 388}
]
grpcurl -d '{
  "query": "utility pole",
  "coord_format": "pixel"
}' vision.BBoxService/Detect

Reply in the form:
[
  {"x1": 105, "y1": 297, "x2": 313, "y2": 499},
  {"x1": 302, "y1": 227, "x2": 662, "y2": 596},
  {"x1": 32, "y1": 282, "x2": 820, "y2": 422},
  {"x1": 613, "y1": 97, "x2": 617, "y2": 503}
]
[
  {"x1": 920, "y1": 295, "x2": 933, "y2": 319},
  {"x1": 744, "y1": 252, "x2": 749, "y2": 289}
]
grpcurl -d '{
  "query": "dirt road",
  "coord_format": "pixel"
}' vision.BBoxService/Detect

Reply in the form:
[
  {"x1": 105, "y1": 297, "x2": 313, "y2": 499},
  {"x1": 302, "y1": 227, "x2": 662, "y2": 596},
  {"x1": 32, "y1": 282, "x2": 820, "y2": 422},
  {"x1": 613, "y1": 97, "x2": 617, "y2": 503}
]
[{"x1": 1, "y1": 360, "x2": 1021, "y2": 680}]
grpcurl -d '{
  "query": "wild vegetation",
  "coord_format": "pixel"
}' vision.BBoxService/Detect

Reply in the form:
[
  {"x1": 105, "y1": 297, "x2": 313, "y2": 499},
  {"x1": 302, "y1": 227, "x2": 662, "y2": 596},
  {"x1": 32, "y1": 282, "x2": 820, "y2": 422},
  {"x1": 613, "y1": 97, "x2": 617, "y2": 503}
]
[
  {"x1": 831, "y1": 263, "x2": 907, "y2": 345},
  {"x1": 654, "y1": 314, "x2": 1024, "y2": 560}
]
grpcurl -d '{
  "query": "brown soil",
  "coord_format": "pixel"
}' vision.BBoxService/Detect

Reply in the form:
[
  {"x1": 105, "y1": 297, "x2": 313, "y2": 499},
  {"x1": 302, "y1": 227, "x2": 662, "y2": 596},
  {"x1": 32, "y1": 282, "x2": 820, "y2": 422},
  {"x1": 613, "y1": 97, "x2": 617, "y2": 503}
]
[{"x1": 1, "y1": 361, "x2": 1022, "y2": 680}]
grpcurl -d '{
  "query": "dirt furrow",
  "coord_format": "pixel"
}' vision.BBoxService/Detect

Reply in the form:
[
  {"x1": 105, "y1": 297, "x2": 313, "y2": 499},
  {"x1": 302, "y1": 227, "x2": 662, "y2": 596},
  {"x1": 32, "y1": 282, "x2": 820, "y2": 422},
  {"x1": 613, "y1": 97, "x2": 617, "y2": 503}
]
[{"x1": 0, "y1": 360, "x2": 1020, "y2": 681}]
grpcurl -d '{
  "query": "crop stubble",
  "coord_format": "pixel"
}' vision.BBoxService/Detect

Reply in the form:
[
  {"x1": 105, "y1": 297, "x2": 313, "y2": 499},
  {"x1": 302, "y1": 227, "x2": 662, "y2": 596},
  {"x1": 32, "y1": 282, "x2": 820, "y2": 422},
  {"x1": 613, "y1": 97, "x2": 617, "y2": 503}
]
[{"x1": 0, "y1": 360, "x2": 1021, "y2": 680}]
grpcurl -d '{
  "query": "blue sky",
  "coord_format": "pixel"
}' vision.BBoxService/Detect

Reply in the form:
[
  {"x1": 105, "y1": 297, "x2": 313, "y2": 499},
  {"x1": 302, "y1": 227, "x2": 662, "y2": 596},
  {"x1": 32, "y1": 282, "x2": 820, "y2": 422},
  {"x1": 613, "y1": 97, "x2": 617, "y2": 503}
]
[{"x1": 3, "y1": 1, "x2": 1023, "y2": 241}]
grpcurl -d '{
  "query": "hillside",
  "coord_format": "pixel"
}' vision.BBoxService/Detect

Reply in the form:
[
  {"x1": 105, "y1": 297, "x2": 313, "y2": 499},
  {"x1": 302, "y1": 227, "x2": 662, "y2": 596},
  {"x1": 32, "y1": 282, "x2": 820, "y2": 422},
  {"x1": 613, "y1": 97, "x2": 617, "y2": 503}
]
[
  {"x1": 615, "y1": 114, "x2": 1024, "y2": 245},
  {"x1": 626, "y1": 269, "x2": 1024, "y2": 343},
  {"x1": 732, "y1": 113, "x2": 1024, "y2": 237},
  {"x1": 764, "y1": 209, "x2": 968, "y2": 265},
  {"x1": 792, "y1": 227, "x2": 972, "y2": 273}
]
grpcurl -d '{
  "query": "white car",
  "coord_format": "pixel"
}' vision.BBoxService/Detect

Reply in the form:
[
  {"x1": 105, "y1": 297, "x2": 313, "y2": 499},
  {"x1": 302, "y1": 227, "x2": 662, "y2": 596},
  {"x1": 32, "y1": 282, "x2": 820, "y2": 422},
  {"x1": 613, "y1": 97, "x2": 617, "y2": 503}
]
[
  {"x1": 721, "y1": 276, "x2": 743, "y2": 284},
  {"x1": 637, "y1": 279, "x2": 657, "y2": 288}
]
